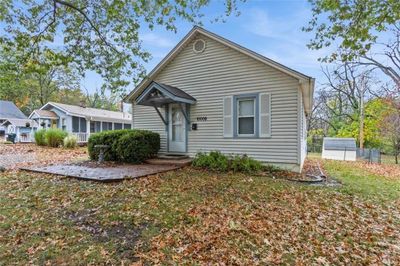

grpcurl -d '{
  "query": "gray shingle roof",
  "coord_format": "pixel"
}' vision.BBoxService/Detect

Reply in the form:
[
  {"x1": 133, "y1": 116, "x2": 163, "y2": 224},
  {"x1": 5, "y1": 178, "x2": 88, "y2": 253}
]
[
  {"x1": 155, "y1": 82, "x2": 196, "y2": 101},
  {"x1": 33, "y1": 110, "x2": 58, "y2": 119},
  {"x1": 0, "y1": 100, "x2": 27, "y2": 119},
  {"x1": 323, "y1": 137, "x2": 357, "y2": 151},
  {"x1": 1, "y1": 118, "x2": 38, "y2": 128},
  {"x1": 44, "y1": 102, "x2": 131, "y2": 122}
]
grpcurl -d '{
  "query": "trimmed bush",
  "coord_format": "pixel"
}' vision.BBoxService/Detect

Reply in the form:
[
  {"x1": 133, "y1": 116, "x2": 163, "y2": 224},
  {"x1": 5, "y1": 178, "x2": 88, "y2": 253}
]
[
  {"x1": 45, "y1": 129, "x2": 68, "y2": 148},
  {"x1": 115, "y1": 130, "x2": 160, "y2": 163},
  {"x1": 88, "y1": 129, "x2": 160, "y2": 163},
  {"x1": 192, "y1": 151, "x2": 264, "y2": 174},
  {"x1": 63, "y1": 135, "x2": 78, "y2": 148},
  {"x1": 231, "y1": 154, "x2": 263, "y2": 174},
  {"x1": 34, "y1": 129, "x2": 46, "y2": 146},
  {"x1": 192, "y1": 151, "x2": 229, "y2": 172}
]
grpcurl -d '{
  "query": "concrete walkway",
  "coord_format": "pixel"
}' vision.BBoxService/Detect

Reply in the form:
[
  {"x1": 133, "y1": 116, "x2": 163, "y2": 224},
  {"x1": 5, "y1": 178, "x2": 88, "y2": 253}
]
[{"x1": 20, "y1": 163, "x2": 181, "y2": 182}]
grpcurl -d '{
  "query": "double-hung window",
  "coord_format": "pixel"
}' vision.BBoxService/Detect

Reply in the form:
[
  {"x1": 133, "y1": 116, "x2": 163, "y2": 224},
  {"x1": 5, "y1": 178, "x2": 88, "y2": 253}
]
[
  {"x1": 223, "y1": 93, "x2": 271, "y2": 138},
  {"x1": 237, "y1": 98, "x2": 256, "y2": 137}
]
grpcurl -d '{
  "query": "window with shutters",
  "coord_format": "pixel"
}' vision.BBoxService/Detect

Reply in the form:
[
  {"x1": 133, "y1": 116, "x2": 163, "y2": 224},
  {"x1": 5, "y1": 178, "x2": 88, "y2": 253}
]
[
  {"x1": 237, "y1": 98, "x2": 256, "y2": 136},
  {"x1": 223, "y1": 93, "x2": 271, "y2": 139}
]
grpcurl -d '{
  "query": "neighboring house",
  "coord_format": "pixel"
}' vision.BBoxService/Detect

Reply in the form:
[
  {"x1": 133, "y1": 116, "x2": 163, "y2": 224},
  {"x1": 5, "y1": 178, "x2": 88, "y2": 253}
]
[
  {"x1": 29, "y1": 102, "x2": 132, "y2": 143},
  {"x1": 0, "y1": 100, "x2": 36, "y2": 142},
  {"x1": 1, "y1": 119, "x2": 38, "y2": 142},
  {"x1": 125, "y1": 27, "x2": 315, "y2": 172}
]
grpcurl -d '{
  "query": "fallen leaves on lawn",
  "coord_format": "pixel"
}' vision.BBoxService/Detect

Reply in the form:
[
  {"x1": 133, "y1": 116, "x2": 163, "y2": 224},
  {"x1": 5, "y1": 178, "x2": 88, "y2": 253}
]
[
  {"x1": 134, "y1": 171, "x2": 400, "y2": 265},
  {"x1": 0, "y1": 143, "x2": 88, "y2": 170}
]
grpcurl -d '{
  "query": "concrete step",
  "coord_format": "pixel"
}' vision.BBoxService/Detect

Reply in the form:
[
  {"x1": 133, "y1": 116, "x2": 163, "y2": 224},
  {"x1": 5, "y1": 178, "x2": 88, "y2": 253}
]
[{"x1": 145, "y1": 157, "x2": 193, "y2": 166}]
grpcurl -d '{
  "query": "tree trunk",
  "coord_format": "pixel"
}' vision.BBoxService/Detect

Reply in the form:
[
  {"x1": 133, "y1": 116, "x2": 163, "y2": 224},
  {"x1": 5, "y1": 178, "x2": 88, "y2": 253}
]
[{"x1": 359, "y1": 78, "x2": 365, "y2": 149}]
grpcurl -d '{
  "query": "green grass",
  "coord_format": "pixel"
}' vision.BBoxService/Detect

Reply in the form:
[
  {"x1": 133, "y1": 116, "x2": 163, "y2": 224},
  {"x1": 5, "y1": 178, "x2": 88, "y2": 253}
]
[
  {"x1": 323, "y1": 160, "x2": 400, "y2": 201},
  {"x1": 1, "y1": 164, "x2": 400, "y2": 264}
]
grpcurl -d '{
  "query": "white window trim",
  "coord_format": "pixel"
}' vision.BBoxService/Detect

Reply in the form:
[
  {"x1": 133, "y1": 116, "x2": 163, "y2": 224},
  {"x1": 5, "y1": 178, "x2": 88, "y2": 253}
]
[{"x1": 237, "y1": 98, "x2": 256, "y2": 137}]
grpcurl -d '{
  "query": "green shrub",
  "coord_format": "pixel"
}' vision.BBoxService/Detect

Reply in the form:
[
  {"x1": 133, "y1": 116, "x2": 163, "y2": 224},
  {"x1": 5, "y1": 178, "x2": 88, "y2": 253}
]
[
  {"x1": 45, "y1": 129, "x2": 68, "y2": 148},
  {"x1": 34, "y1": 129, "x2": 46, "y2": 146},
  {"x1": 88, "y1": 129, "x2": 160, "y2": 163},
  {"x1": 63, "y1": 135, "x2": 78, "y2": 148},
  {"x1": 192, "y1": 151, "x2": 229, "y2": 172},
  {"x1": 115, "y1": 130, "x2": 160, "y2": 163},
  {"x1": 192, "y1": 151, "x2": 264, "y2": 174},
  {"x1": 231, "y1": 154, "x2": 263, "y2": 174}
]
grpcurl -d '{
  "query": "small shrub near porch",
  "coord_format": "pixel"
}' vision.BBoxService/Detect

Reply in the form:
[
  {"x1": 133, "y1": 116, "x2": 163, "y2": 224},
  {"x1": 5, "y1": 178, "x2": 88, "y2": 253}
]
[
  {"x1": 88, "y1": 129, "x2": 160, "y2": 163},
  {"x1": 192, "y1": 151, "x2": 265, "y2": 174}
]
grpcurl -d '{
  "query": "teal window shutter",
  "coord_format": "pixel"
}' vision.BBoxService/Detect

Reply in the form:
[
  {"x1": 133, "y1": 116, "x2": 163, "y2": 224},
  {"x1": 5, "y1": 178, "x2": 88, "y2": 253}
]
[{"x1": 259, "y1": 93, "x2": 271, "y2": 137}]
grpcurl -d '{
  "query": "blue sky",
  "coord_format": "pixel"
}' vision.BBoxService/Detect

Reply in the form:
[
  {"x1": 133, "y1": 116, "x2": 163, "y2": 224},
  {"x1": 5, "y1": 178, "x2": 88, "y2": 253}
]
[{"x1": 84, "y1": 0, "x2": 332, "y2": 94}]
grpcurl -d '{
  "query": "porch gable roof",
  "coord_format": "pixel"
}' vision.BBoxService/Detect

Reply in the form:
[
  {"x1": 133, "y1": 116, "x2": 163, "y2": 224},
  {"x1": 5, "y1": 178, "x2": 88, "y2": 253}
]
[{"x1": 136, "y1": 81, "x2": 196, "y2": 107}]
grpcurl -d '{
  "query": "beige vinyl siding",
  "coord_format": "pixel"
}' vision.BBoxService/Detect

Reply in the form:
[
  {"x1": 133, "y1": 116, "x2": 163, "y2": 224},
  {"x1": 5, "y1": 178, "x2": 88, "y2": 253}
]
[
  {"x1": 132, "y1": 103, "x2": 167, "y2": 153},
  {"x1": 132, "y1": 33, "x2": 302, "y2": 168},
  {"x1": 299, "y1": 91, "x2": 307, "y2": 170}
]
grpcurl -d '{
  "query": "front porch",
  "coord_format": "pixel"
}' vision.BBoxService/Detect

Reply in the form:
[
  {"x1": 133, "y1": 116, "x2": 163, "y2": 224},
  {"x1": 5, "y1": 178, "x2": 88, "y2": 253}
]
[{"x1": 136, "y1": 81, "x2": 196, "y2": 154}]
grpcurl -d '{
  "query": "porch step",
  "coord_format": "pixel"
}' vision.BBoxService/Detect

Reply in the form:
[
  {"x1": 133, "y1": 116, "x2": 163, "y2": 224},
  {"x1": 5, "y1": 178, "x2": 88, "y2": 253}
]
[
  {"x1": 145, "y1": 155, "x2": 192, "y2": 166},
  {"x1": 157, "y1": 154, "x2": 189, "y2": 160}
]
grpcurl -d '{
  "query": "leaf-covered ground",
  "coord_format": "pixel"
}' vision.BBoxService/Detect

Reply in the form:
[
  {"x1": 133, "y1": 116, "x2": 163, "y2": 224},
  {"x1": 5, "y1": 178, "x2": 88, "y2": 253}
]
[
  {"x1": 1, "y1": 154, "x2": 400, "y2": 265},
  {"x1": 0, "y1": 144, "x2": 88, "y2": 170}
]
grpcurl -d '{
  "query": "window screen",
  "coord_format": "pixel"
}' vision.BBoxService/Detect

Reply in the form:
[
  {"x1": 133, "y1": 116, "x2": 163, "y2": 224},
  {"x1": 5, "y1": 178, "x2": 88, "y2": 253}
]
[
  {"x1": 114, "y1": 123, "x2": 122, "y2": 130},
  {"x1": 72, "y1": 117, "x2": 80, "y2": 132},
  {"x1": 237, "y1": 99, "x2": 255, "y2": 135},
  {"x1": 124, "y1": 123, "x2": 132, "y2": 129},
  {"x1": 80, "y1": 118, "x2": 87, "y2": 132}
]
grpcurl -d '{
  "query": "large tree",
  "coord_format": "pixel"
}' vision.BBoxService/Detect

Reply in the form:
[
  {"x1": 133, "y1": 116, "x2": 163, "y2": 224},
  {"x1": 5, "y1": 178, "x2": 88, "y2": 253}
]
[
  {"x1": 0, "y1": 0, "x2": 245, "y2": 92},
  {"x1": 304, "y1": 0, "x2": 400, "y2": 93}
]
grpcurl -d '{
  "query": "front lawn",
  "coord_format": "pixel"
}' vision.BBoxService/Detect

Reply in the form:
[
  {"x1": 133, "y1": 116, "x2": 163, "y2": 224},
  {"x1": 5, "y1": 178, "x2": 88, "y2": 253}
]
[{"x1": 1, "y1": 160, "x2": 400, "y2": 264}]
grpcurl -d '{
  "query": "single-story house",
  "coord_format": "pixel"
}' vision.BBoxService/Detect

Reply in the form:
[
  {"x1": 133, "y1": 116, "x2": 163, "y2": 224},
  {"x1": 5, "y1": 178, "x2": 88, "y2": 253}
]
[
  {"x1": 0, "y1": 100, "x2": 35, "y2": 142},
  {"x1": 1, "y1": 118, "x2": 38, "y2": 142},
  {"x1": 322, "y1": 137, "x2": 357, "y2": 161},
  {"x1": 125, "y1": 27, "x2": 315, "y2": 172},
  {"x1": 29, "y1": 102, "x2": 132, "y2": 143}
]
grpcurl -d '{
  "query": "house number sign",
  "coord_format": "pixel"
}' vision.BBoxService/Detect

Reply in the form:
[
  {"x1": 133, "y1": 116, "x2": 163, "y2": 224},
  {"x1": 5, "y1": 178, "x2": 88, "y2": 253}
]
[{"x1": 196, "y1": 117, "x2": 207, "y2": 122}]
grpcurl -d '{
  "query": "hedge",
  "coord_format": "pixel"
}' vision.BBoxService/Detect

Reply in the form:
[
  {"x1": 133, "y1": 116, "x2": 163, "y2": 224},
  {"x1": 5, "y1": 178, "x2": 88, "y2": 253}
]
[{"x1": 88, "y1": 129, "x2": 160, "y2": 163}]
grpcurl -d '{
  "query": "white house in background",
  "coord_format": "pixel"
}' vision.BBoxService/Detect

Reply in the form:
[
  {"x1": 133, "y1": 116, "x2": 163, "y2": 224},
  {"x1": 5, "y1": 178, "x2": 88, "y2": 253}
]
[
  {"x1": 1, "y1": 118, "x2": 38, "y2": 142},
  {"x1": 0, "y1": 100, "x2": 37, "y2": 142},
  {"x1": 29, "y1": 102, "x2": 132, "y2": 143},
  {"x1": 322, "y1": 137, "x2": 357, "y2": 161},
  {"x1": 125, "y1": 27, "x2": 315, "y2": 172}
]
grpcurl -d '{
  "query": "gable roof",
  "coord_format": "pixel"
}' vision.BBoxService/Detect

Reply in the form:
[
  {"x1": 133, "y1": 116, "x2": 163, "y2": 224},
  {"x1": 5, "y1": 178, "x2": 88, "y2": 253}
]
[
  {"x1": 136, "y1": 81, "x2": 196, "y2": 107},
  {"x1": 124, "y1": 26, "x2": 315, "y2": 114},
  {"x1": 1, "y1": 118, "x2": 38, "y2": 128},
  {"x1": 0, "y1": 100, "x2": 27, "y2": 119},
  {"x1": 29, "y1": 109, "x2": 58, "y2": 119},
  {"x1": 40, "y1": 102, "x2": 132, "y2": 122}
]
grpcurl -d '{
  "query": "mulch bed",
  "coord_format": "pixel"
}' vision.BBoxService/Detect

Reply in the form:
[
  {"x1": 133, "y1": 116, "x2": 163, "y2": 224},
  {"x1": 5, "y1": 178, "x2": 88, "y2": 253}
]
[{"x1": 271, "y1": 159, "x2": 341, "y2": 186}]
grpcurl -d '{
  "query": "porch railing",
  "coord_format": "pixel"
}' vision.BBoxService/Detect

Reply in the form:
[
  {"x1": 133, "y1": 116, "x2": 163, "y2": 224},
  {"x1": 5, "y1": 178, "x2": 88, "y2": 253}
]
[
  {"x1": 72, "y1": 133, "x2": 89, "y2": 143},
  {"x1": 20, "y1": 133, "x2": 33, "y2": 143}
]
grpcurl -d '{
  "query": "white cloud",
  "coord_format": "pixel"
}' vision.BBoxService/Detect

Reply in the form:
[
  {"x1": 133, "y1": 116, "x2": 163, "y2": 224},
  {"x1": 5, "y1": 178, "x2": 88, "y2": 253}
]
[{"x1": 140, "y1": 32, "x2": 175, "y2": 48}]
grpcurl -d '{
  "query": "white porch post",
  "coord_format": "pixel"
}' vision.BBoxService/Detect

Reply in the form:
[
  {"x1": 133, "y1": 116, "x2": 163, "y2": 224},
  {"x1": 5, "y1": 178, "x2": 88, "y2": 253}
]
[{"x1": 86, "y1": 119, "x2": 90, "y2": 141}]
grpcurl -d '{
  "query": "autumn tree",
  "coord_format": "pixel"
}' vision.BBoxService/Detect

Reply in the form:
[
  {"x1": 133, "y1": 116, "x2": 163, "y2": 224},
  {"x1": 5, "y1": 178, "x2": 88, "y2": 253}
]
[
  {"x1": 380, "y1": 102, "x2": 400, "y2": 163},
  {"x1": 0, "y1": 0, "x2": 246, "y2": 92},
  {"x1": 0, "y1": 44, "x2": 81, "y2": 114},
  {"x1": 304, "y1": 0, "x2": 400, "y2": 95}
]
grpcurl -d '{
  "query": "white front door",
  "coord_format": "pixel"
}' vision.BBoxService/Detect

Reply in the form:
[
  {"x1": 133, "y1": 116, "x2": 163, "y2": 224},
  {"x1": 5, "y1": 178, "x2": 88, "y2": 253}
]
[{"x1": 168, "y1": 104, "x2": 186, "y2": 153}]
